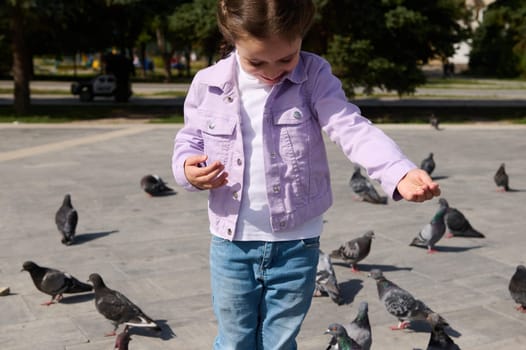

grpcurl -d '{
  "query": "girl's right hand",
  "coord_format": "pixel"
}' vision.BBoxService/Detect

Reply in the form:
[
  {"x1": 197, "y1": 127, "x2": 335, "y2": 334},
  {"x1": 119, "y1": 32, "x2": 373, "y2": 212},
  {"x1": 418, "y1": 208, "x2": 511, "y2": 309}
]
[{"x1": 184, "y1": 155, "x2": 228, "y2": 190}]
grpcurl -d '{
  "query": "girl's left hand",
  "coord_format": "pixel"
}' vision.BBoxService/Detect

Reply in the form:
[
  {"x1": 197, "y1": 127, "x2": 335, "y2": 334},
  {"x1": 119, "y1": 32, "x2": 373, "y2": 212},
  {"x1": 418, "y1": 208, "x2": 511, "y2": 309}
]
[{"x1": 396, "y1": 168, "x2": 441, "y2": 202}]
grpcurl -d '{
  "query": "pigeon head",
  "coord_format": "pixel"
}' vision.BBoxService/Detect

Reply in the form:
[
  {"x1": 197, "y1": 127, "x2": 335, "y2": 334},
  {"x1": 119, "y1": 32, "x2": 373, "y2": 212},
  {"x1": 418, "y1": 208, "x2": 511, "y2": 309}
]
[
  {"x1": 357, "y1": 300, "x2": 369, "y2": 314},
  {"x1": 88, "y1": 273, "x2": 106, "y2": 289},
  {"x1": 515, "y1": 265, "x2": 526, "y2": 275},
  {"x1": 63, "y1": 193, "x2": 72, "y2": 205},
  {"x1": 367, "y1": 269, "x2": 384, "y2": 280},
  {"x1": 438, "y1": 198, "x2": 449, "y2": 208},
  {"x1": 21, "y1": 261, "x2": 39, "y2": 272},
  {"x1": 363, "y1": 230, "x2": 375, "y2": 239},
  {"x1": 325, "y1": 323, "x2": 348, "y2": 337},
  {"x1": 115, "y1": 330, "x2": 132, "y2": 349}
]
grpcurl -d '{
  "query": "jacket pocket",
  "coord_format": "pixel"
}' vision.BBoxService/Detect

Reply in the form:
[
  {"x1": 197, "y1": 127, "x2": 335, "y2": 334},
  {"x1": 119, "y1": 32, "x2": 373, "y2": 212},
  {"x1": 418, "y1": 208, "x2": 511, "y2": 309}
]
[{"x1": 195, "y1": 113, "x2": 236, "y2": 166}]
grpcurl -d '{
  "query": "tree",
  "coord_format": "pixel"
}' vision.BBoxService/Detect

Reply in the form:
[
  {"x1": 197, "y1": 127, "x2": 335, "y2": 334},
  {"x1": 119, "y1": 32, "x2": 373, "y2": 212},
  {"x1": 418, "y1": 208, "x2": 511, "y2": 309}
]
[
  {"x1": 169, "y1": 0, "x2": 221, "y2": 68},
  {"x1": 319, "y1": 0, "x2": 471, "y2": 96},
  {"x1": 3, "y1": 0, "x2": 153, "y2": 114},
  {"x1": 469, "y1": 0, "x2": 526, "y2": 78}
]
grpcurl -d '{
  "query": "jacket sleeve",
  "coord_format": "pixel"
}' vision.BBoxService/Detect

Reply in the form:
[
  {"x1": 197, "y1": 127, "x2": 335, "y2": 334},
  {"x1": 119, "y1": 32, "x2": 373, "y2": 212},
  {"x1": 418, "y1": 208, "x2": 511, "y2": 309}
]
[
  {"x1": 172, "y1": 75, "x2": 205, "y2": 192},
  {"x1": 307, "y1": 56, "x2": 416, "y2": 200}
]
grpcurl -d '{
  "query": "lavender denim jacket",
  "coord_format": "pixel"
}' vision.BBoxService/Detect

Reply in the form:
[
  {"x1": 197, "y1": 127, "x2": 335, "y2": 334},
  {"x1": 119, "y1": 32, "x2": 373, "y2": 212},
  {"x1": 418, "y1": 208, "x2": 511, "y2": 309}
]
[{"x1": 172, "y1": 51, "x2": 416, "y2": 240}]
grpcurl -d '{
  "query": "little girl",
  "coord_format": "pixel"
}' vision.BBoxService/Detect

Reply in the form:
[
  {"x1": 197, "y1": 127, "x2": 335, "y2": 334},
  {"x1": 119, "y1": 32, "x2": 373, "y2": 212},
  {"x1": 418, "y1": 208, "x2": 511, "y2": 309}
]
[{"x1": 172, "y1": 1, "x2": 440, "y2": 349}]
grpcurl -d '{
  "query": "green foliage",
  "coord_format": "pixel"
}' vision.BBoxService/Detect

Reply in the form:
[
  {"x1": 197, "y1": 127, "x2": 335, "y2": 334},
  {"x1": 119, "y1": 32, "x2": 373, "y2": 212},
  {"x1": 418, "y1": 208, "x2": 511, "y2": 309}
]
[
  {"x1": 321, "y1": 0, "x2": 470, "y2": 96},
  {"x1": 469, "y1": 0, "x2": 526, "y2": 78}
]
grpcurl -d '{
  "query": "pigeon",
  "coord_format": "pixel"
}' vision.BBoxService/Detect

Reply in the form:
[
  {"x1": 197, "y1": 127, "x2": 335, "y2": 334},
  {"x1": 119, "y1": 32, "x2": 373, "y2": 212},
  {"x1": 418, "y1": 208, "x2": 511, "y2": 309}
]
[
  {"x1": 509, "y1": 265, "x2": 526, "y2": 313},
  {"x1": 331, "y1": 231, "x2": 375, "y2": 272},
  {"x1": 420, "y1": 153, "x2": 436, "y2": 176},
  {"x1": 429, "y1": 114, "x2": 440, "y2": 130},
  {"x1": 494, "y1": 163, "x2": 510, "y2": 192},
  {"x1": 88, "y1": 273, "x2": 161, "y2": 336},
  {"x1": 140, "y1": 174, "x2": 175, "y2": 196},
  {"x1": 114, "y1": 329, "x2": 132, "y2": 350},
  {"x1": 314, "y1": 249, "x2": 344, "y2": 305},
  {"x1": 425, "y1": 313, "x2": 460, "y2": 350},
  {"x1": 347, "y1": 301, "x2": 372, "y2": 350},
  {"x1": 349, "y1": 166, "x2": 388, "y2": 204},
  {"x1": 440, "y1": 199, "x2": 485, "y2": 238},
  {"x1": 325, "y1": 323, "x2": 363, "y2": 350},
  {"x1": 368, "y1": 269, "x2": 448, "y2": 330},
  {"x1": 410, "y1": 200, "x2": 447, "y2": 253},
  {"x1": 55, "y1": 193, "x2": 78, "y2": 245},
  {"x1": 21, "y1": 261, "x2": 93, "y2": 305}
]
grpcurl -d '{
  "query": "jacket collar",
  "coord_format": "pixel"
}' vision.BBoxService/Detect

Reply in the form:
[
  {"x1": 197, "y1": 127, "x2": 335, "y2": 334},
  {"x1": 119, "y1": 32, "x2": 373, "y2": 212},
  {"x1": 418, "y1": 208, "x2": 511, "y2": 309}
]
[{"x1": 199, "y1": 51, "x2": 308, "y2": 93}]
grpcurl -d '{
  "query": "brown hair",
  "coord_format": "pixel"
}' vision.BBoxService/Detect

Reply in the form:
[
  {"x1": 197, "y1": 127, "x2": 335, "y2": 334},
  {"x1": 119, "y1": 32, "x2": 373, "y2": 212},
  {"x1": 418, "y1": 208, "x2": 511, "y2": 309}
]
[{"x1": 217, "y1": 0, "x2": 315, "y2": 55}]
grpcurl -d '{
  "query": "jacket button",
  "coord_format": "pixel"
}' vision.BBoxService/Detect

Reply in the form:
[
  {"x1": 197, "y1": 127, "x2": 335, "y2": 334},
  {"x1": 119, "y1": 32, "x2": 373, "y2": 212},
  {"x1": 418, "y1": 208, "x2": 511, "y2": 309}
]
[
  {"x1": 208, "y1": 122, "x2": 215, "y2": 129},
  {"x1": 224, "y1": 96, "x2": 234, "y2": 103},
  {"x1": 279, "y1": 221, "x2": 286, "y2": 228},
  {"x1": 233, "y1": 191, "x2": 238, "y2": 199},
  {"x1": 273, "y1": 185, "x2": 280, "y2": 193},
  {"x1": 227, "y1": 228, "x2": 232, "y2": 235},
  {"x1": 270, "y1": 152, "x2": 277, "y2": 158},
  {"x1": 237, "y1": 158, "x2": 242, "y2": 166},
  {"x1": 293, "y1": 111, "x2": 302, "y2": 119}
]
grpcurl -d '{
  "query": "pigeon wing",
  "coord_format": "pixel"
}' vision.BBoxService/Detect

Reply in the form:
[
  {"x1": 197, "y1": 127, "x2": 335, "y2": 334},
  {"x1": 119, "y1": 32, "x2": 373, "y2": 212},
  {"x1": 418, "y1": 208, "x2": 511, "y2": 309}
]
[
  {"x1": 40, "y1": 269, "x2": 67, "y2": 296},
  {"x1": 63, "y1": 273, "x2": 93, "y2": 294},
  {"x1": 509, "y1": 267, "x2": 526, "y2": 306},
  {"x1": 96, "y1": 290, "x2": 132, "y2": 323},
  {"x1": 382, "y1": 287, "x2": 417, "y2": 320},
  {"x1": 63, "y1": 209, "x2": 78, "y2": 236},
  {"x1": 446, "y1": 208, "x2": 484, "y2": 238}
]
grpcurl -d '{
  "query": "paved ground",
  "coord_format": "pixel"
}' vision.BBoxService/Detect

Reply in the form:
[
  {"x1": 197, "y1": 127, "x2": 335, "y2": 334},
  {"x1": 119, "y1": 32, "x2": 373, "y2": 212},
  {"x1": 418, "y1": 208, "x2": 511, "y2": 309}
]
[{"x1": 0, "y1": 122, "x2": 525, "y2": 350}]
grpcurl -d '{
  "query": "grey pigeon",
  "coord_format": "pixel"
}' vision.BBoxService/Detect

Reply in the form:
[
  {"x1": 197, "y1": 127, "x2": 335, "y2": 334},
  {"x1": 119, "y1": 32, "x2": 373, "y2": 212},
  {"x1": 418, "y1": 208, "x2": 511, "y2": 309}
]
[
  {"x1": 55, "y1": 193, "x2": 78, "y2": 245},
  {"x1": 21, "y1": 261, "x2": 92, "y2": 305},
  {"x1": 349, "y1": 166, "x2": 388, "y2": 204},
  {"x1": 88, "y1": 273, "x2": 161, "y2": 336},
  {"x1": 429, "y1": 114, "x2": 440, "y2": 130},
  {"x1": 420, "y1": 153, "x2": 435, "y2": 176},
  {"x1": 494, "y1": 163, "x2": 510, "y2": 192},
  {"x1": 325, "y1": 323, "x2": 362, "y2": 350},
  {"x1": 114, "y1": 329, "x2": 132, "y2": 350},
  {"x1": 140, "y1": 174, "x2": 175, "y2": 196},
  {"x1": 314, "y1": 249, "x2": 344, "y2": 305},
  {"x1": 426, "y1": 313, "x2": 460, "y2": 350},
  {"x1": 368, "y1": 269, "x2": 448, "y2": 330},
  {"x1": 346, "y1": 301, "x2": 372, "y2": 350},
  {"x1": 330, "y1": 231, "x2": 375, "y2": 272},
  {"x1": 410, "y1": 200, "x2": 448, "y2": 253},
  {"x1": 440, "y1": 199, "x2": 485, "y2": 238},
  {"x1": 509, "y1": 265, "x2": 526, "y2": 313}
]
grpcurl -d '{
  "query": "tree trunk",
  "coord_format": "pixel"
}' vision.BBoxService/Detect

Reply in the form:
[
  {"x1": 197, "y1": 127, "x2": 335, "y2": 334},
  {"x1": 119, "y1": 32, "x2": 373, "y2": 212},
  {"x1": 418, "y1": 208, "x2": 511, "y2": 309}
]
[
  {"x1": 11, "y1": 2, "x2": 31, "y2": 115},
  {"x1": 155, "y1": 27, "x2": 172, "y2": 82}
]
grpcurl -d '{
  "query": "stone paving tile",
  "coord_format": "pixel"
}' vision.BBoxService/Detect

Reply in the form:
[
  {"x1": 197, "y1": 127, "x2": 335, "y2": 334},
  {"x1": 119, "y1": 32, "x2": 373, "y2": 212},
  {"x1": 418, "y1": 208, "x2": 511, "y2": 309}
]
[{"x1": 1, "y1": 123, "x2": 525, "y2": 350}]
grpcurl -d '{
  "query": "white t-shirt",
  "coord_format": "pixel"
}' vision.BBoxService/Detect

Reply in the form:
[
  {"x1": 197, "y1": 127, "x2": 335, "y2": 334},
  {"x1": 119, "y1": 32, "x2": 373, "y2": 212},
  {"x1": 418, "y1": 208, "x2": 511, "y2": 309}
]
[{"x1": 234, "y1": 52, "x2": 322, "y2": 241}]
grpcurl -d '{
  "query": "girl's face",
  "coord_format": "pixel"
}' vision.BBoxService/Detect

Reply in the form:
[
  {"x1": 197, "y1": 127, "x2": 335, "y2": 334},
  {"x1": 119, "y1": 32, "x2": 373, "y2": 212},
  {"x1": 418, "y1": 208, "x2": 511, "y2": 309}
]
[{"x1": 235, "y1": 35, "x2": 302, "y2": 85}]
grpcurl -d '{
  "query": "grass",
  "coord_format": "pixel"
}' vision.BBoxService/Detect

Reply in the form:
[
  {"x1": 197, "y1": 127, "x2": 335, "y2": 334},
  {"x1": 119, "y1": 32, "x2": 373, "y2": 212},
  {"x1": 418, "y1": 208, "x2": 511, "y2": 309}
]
[
  {"x1": 0, "y1": 105, "x2": 184, "y2": 123},
  {"x1": 2, "y1": 104, "x2": 525, "y2": 124}
]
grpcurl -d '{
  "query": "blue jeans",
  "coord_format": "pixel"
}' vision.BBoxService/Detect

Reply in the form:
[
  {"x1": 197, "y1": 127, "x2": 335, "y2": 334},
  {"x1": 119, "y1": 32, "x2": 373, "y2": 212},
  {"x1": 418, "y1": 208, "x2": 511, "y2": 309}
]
[{"x1": 210, "y1": 236, "x2": 320, "y2": 350}]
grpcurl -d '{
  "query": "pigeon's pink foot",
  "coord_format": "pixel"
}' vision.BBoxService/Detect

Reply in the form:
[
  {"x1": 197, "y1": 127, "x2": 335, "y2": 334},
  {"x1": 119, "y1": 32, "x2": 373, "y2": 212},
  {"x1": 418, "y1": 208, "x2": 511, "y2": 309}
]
[
  {"x1": 351, "y1": 266, "x2": 360, "y2": 273},
  {"x1": 515, "y1": 305, "x2": 526, "y2": 313},
  {"x1": 104, "y1": 331, "x2": 117, "y2": 337},
  {"x1": 390, "y1": 321, "x2": 409, "y2": 330},
  {"x1": 445, "y1": 232, "x2": 453, "y2": 239},
  {"x1": 427, "y1": 248, "x2": 438, "y2": 254},
  {"x1": 41, "y1": 300, "x2": 55, "y2": 306}
]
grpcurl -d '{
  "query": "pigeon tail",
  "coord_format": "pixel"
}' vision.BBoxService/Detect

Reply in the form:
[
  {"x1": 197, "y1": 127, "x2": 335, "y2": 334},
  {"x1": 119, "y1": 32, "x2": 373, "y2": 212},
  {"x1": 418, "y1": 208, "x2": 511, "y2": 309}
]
[
  {"x1": 125, "y1": 315, "x2": 161, "y2": 331},
  {"x1": 66, "y1": 276, "x2": 93, "y2": 294}
]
